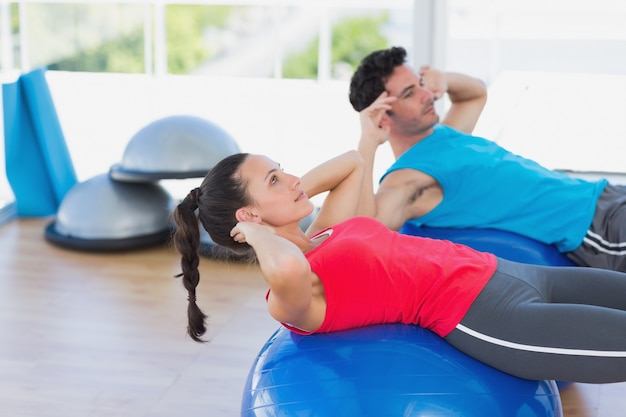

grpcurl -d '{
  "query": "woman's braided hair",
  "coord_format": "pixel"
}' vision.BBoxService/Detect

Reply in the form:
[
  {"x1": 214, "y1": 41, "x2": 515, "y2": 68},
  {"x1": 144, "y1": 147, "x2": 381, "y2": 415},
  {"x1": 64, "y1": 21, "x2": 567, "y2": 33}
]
[{"x1": 172, "y1": 153, "x2": 254, "y2": 342}]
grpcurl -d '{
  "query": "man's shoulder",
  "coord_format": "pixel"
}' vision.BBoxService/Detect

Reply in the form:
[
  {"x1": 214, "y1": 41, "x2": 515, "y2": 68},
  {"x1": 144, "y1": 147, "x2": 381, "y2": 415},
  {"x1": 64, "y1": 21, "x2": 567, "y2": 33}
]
[
  {"x1": 435, "y1": 123, "x2": 474, "y2": 137},
  {"x1": 380, "y1": 164, "x2": 433, "y2": 186}
]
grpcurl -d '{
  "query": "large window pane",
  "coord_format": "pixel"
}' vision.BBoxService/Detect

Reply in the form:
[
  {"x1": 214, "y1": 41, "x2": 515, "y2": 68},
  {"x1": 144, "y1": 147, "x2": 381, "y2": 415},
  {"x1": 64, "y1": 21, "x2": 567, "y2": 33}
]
[
  {"x1": 22, "y1": 3, "x2": 146, "y2": 73},
  {"x1": 174, "y1": 3, "x2": 413, "y2": 80},
  {"x1": 281, "y1": 5, "x2": 412, "y2": 81},
  {"x1": 282, "y1": 7, "x2": 389, "y2": 80},
  {"x1": 166, "y1": 4, "x2": 251, "y2": 76},
  {"x1": 447, "y1": 0, "x2": 626, "y2": 84}
]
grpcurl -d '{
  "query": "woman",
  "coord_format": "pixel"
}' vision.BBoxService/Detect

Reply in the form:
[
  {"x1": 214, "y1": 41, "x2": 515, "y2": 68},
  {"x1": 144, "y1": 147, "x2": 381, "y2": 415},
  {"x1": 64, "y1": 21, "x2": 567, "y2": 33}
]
[{"x1": 173, "y1": 94, "x2": 626, "y2": 384}]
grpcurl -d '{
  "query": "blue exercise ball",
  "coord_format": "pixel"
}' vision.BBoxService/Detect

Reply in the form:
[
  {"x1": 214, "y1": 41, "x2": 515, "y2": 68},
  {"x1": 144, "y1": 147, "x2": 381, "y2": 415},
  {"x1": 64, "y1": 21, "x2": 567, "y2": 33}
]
[
  {"x1": 242, "y1": 324, "x2": 562, "y2": 417},
  {"x1": 400, "y1": 223, "x2": 576, "y2": 267}
]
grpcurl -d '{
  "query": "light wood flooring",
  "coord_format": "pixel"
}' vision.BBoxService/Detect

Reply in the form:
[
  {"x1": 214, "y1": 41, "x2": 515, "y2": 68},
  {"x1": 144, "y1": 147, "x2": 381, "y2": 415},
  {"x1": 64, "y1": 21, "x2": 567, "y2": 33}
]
[{"x1": 2, "y1": 218, "x2": 626, "y2": 417}]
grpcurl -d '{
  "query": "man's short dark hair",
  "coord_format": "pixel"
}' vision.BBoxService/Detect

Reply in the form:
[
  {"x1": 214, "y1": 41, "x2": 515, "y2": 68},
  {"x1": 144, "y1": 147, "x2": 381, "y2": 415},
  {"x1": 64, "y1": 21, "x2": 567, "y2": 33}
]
[{"x1": 349, "y1": 46, "x2": 408, "y2": 112}]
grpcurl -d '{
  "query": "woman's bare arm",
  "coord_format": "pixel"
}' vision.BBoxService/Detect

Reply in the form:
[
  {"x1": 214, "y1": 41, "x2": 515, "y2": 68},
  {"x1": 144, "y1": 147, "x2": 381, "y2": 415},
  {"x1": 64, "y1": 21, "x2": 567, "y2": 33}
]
[
  {"x1": 301, "y1": 93, "x2": 395, "y2": 236},
  {"x1": 230, "y1": 221, "x2": 325, "y2": 331}
]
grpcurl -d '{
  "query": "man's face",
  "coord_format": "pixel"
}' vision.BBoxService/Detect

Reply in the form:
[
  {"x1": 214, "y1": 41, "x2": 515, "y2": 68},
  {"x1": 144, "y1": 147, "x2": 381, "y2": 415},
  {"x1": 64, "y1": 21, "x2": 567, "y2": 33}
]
[{"x1": 384, "y1": 65, "x2": 439, "y2": 137}]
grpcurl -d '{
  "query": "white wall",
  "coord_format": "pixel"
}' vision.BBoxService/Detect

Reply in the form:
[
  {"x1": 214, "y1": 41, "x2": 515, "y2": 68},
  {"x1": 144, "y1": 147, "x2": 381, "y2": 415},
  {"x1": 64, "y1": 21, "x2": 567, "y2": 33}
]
[{"x1": 43, "y1": 71, "x2": 396, "y2": 201}]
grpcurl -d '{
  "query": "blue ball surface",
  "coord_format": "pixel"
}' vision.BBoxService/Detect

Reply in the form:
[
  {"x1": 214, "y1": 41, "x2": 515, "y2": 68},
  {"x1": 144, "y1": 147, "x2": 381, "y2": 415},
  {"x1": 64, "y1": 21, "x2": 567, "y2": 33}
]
[
  {"x1": 242, "y1": 324, "x2": 562, "y2": 417},
  {"x1": 400, "y1": 223, "x2": 576, "y2": 267}
]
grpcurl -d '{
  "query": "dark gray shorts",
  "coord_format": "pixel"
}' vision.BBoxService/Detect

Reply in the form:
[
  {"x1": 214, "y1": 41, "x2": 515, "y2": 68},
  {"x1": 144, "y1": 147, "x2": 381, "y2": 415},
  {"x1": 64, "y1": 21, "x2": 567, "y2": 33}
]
[{"x1": 565, "y1": 183, "x2": 626, "y2": 272}]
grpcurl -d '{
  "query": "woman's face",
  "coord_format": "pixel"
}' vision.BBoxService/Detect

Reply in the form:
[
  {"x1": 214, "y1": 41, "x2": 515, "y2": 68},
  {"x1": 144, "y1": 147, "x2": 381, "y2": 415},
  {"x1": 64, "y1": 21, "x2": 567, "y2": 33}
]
[{"x1": 238, "y1": 154, "x2": 314, "y2": 227}]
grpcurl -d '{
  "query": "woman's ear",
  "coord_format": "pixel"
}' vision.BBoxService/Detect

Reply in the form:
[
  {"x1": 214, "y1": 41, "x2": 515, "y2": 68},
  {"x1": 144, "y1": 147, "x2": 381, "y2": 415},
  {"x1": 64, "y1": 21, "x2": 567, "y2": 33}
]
[{"x1": 235, "y1": 208, "x2": 261, "y2": 223}]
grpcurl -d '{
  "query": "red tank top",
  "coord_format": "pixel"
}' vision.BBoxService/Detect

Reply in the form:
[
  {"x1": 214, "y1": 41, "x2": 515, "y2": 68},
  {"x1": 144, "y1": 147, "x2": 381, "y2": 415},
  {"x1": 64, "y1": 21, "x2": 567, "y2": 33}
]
[{"x1": 276, "y1": 216, "x2": 496, "y2": 337}]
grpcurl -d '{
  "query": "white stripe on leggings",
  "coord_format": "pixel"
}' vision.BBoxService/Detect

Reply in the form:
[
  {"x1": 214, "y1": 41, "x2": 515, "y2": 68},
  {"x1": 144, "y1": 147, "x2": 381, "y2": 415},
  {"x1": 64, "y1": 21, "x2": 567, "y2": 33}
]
[
  {"x1": 583, "y1": 231, "x2": 626, "y2": 255},
  {"x1": 455, "y1": 323, "x2": 626, "y2": 357}
]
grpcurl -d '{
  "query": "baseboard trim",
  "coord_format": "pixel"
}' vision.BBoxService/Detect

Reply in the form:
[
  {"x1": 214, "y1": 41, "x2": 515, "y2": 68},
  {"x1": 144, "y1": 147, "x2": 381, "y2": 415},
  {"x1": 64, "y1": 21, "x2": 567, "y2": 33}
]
[{"x1": 0, "y1": 202, "x2": 17, "y2": 226}]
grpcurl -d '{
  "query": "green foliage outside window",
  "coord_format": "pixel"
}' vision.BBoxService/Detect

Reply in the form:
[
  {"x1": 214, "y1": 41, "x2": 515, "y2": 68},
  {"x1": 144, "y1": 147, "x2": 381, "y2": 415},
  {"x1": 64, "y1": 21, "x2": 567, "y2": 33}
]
[
  {"x1": 282, "y1": 13, "x2": 390, "y2": 79},
  {"x1": 49, "y1": 5, "x2": 236, "y2": 73},
  {"x1": 48, "y1": 30, "x2": 145, "y2": 73},
  {"x1": 165, "y1": 5, "x2": 235, "y2": 74},
  {"x1": 45, "y1": 6, "x2": 389, "y2": 78}
]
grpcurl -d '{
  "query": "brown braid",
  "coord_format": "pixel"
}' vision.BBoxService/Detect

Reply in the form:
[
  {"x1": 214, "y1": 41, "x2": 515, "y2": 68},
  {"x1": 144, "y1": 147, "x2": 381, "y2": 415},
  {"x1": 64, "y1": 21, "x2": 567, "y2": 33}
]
[
  {"x1": 171, "y1": 153, "x2": 255, "y2": 343},
  {"x1": 173, "y1": 187, "x2": 208, "y2": 342}
]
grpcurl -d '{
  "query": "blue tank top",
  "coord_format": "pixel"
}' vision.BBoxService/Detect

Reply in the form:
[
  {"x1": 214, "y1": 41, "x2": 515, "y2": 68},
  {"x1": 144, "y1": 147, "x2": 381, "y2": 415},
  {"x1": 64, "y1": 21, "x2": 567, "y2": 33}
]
[{"x1": 381, "y1": 125, "x2": 607, "y2": 252}]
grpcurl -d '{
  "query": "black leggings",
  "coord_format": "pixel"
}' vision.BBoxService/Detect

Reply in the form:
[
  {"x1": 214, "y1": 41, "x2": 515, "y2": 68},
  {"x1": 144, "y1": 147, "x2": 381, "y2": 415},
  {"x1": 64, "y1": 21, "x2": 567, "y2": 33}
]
[{"x1": 445, "y1": 257, "x2": 626, "y2": 383}]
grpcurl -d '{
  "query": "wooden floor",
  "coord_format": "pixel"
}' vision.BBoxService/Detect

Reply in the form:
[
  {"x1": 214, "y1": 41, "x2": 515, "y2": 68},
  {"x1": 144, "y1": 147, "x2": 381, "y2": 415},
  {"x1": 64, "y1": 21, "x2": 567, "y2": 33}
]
[{"x1": 2, "y1": 218, "x2": 626, "y2": 417}]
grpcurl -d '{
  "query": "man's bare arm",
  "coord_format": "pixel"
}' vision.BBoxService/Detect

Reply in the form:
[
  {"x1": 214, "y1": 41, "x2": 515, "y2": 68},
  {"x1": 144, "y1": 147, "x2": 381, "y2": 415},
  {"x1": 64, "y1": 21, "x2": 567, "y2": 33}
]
[
  {"x1": 374, "y1": 167, "x2": 444, "y2": 230},
  {"x1": 421, "y1": 67, "x2": 487, "y2": 134}
]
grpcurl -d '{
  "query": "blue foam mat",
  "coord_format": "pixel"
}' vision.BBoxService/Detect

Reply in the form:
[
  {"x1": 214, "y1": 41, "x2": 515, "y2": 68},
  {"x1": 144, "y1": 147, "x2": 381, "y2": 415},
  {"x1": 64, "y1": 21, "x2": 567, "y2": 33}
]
[{"x1": 3, "y1": 68, "x2": 77, "y2": 217}]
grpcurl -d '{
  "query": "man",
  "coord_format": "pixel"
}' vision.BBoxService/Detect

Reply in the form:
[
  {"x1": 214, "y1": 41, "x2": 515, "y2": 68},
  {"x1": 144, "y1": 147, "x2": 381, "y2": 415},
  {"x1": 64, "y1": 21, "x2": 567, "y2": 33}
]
[{"x1": 350, "y1": 46, "x2": 626, "y2": 272}]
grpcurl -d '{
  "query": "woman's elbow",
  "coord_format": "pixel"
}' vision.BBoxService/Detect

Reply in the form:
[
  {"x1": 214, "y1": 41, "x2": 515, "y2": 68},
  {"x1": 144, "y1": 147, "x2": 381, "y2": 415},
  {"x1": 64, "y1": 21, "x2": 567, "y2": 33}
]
[{"x1": 265, "y1": 252, "x2": 311, "y2": 288}]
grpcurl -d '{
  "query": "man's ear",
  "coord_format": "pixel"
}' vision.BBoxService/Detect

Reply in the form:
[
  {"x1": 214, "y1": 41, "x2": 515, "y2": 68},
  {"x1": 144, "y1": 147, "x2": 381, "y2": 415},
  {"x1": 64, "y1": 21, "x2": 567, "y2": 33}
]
[
  {"x1": 235, "y1": 208, "x2": 261, "y2": 223},
  {"x1": 379, "y1": 112, "x2": 392, "y2": 129}
]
